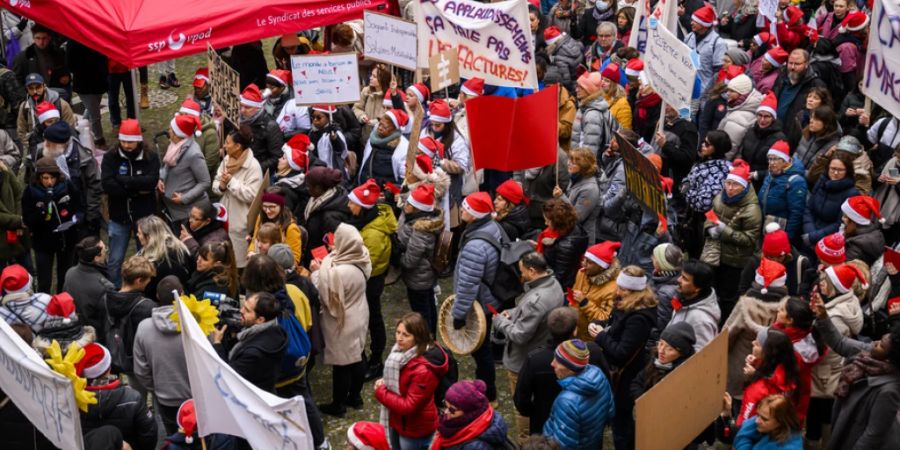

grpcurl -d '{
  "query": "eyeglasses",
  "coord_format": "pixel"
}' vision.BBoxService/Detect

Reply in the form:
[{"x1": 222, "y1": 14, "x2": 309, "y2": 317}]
[
  {"x1": 828, "y1": 167, "x2": 846, "y2": 173},
  {"x1": 261, "y1": 204, "x2": 280, "y2": 211}
]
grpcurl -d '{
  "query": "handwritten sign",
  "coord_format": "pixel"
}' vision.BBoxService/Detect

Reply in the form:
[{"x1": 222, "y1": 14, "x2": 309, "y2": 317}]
[
  {"x1": 206, "y1": 44, "x2": 241, "y2": 127},
  {"x1": 415, "y1": 0, "x2": 538, "y2": 89},
  {"x1": 429, "y1": 48, "x2": 461, "y2": 92},
  {"x1": 0, "y1": 320, "x2": 84, "y2": 450},
  {"x1": 364, "y1": 10, "x2": 418, "y2": 70},
  {"x1": 644, "y1": 17, "x2": 697, "y2": 118},
  {"x1": 616, "y1": 132, "x2": 666, "y2": 216},
  {"x1": 291, "y1": 53, "x2": 361, "y2": 105},
  {"x1": 862, "y1": 0, "x2": 900, "y2": 119}
]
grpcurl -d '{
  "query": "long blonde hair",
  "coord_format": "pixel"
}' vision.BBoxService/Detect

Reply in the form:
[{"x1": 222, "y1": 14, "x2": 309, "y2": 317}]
[
  {"x1": 616, "y1": 265, "x2": 658, "y2": 312},
  {"x1": 137, "y1": 215, "x2": 189, "y2": 266}
]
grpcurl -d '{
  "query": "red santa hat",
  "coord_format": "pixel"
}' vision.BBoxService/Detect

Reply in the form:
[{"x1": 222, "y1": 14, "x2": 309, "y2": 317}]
[
  {"x1": 415, "y1": 153, "x2": 433, "y2": 174},
  {"x1": 347, "y1": 422, "x2": 390, "y2": 450},
  {"x1": 408, "y1": 83, "x2": 431, "y2": 104},
  {"x1": 600, "y1": 63, "x2": 621, "y2": 84},
  {"x1": 240, "y1": 84, "x2": 265, "y2": 108},
  {"x1": 461, "y1": 77, "x2": 484, "y2": 97},
  {"x1": 839, "y1": 11, "x2": 870, "y2": 33},
  {"x1": 36, "y1": 101, "x2": 59, "y2": 123},
  {"x1": 176, "y1": 400, "x2": 198, "y2": 444},
  {"x1": 825, "y1": 263, "x2": 868, "y2": 294},
  {"x1": 753, "y1": 32, "x2": 773, "y2": 46},
  {"x1": 767, "y1": 140, "x2": 791, "y2": 163},
  {"x1": 764, "y1": 47, "x2": 789, "y2": 68},
  {"x1": 691, "y1": 5, "x2": 716, "y2": 28},
  {"x1": 214, "y1": 203, "x2": 229, "y2": 231},
  {"x1": 841, "y1": 195, "x2": 883, "y2": 226},
  {"x1": 625, "y1": 59, "x2": 644, "y2": 78},
  {"x1": 761, "y1": 224, "x2": 791, "y2": 258},
  {"x1": 755, "y1": 258, "x2": 787, "y2": 294},
  {"x1": 75, "y1": 343, "x2": 111, "y2": 379},
  {"x1": 496, "y1": 179, "x2": 528, "y2": 206},
  {"x1": 726, "y1": 159, "x2": 751, "y2": 189},
  {"x1": 757, "y1": 91, "x2": 778, "y2": 118},
  {"x1": 349, "y1": 179, "x2": 381, "y2": 209},
  {"x1": 1, "y1": 264, "x2": 32, "y2": 294},
  {"x1": 192, "y1": 67, "x2": 210, "y2": 88},
  {"x1": 461, "y1": 192, "x2": 494, "y2": 219},
  {"x1": 170, "y1": 114, "x2": 202, "y2": 139},
  {"x1": 266, "y1": 69, "x2": 292, "y2": 87},
  {"x1": 785, "y1": 6, "x2": 804, "y2": 27},
  {"x1": 385, "y1": 109, "x2": 409, "y2": 130},
  {"x1": 429, "y1": 99, "x2": 453, "y2": 123},
  {"x1": 45, "y1": 292, "x2": 77, "y2": 324},
  {"x1": 312, "y1": 104, "x2": 337, "y2": 114},
  {"x1": 408, "y1": 183, "x2": 435, "y2": 212},
  {"x1": 283, "y1": 134, "x2": 313, "y2": 172},
  {"x1": 816, "y1": 232, "x2": 846, "y2": 265},
  {"x1": 418, "y1": 136, "x2": 445, "y2": 159},
  {"x1": 118, "y1": 119, "x2": 143, "y2": 142},
  {"x1": 544, "y1": 26, "x2": 564, "y2": 46},
  {"x1": 382, "y1": 88, "x2": 407, "y2": 107},
  {"x1": 584, "y1": 241, "x2": 621, "y2": 269},
  {"x1": 179, "y1": 98, "x2": 202, "y2": 117}
]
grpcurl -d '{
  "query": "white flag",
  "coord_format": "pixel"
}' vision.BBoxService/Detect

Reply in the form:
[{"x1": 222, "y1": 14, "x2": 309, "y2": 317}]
[{"x1": 177, "y1": 298, "x2": 314, "y2": 450}]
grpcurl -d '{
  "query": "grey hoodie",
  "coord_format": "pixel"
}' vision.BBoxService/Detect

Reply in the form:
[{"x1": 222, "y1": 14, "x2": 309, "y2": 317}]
[
  {"x1": 132, "y1": 305, "x2": 191, "y2": 407},
  {"x1": 667, "y1": 289, "x2": 721, "y2": 353}
]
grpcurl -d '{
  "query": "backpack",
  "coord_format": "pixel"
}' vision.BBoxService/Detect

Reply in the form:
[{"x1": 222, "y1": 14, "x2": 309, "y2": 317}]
[
  {"x1": 433, "y1": 343, "x2": 458, "y2": 408},
  {"x1": 275, "y1": 290, "x2": 312, "y2": 379},
  {"x1": 103, "y1": 295, "x2": 150, "y2": 373},
  {"x1": 430, "y1": 229, "x2": 454, "y2": 273},
  {"x1": 466, "y1": 227, "x2": 529, "y2": 309}
]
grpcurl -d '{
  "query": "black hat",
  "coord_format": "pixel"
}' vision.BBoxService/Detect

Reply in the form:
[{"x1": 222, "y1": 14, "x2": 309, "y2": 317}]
[
  {"x1": 660, "y1": 322, "x2": 696, "y2": 358},
  {"x1": 43, "y1": 121, "x2": 71, "y2": 144}
]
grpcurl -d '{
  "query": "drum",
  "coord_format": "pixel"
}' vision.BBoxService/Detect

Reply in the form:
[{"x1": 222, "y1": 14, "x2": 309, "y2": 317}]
[{"x1": 437, "y1": 294, "x2": 487, "y2": 356}]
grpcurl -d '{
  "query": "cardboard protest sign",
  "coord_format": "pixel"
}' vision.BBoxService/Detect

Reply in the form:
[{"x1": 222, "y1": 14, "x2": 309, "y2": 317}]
[
  {"x1": 644, "y1": 16, "x2": 696, "y2": 118},
  {"x1": 429, "y1": 48, "x2": 461, "y2": 92},
  {"x1": 246, "y1": 169, "x2": 271, "y2": 228},
  {"x1": 364, "y1": 10, "x2": 417, "y2": 70},
  {"x1": 291, "y1": 53, "x2": 361, "y2": 105},
  {"x1": 862, "y1": 0, "x2": 900, "y2": 119},
  {"x1": 416, "y1": 0, "x2": 539, "y2": 89},
  {"x1": 635, "y1": 331, "x2": 728, "y2": 450},
  {"x1": 615, "y1": 132, "x2": 667, "y2": 216},
  {"x1": 177, "y1": 298, "x2": 314, "y2": 449},
  {"x1": 0, "y1": 320, "x2": 84, "y2": 450},
  {"x1": 206, "y1": 44, "x2": 240, "y2": 127}
]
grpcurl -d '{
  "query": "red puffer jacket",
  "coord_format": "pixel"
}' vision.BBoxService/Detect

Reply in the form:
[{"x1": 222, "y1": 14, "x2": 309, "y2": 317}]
[
  {"x1": 375, "y1": 345, "x2": 450, "y2": 438},
  {"x1": 737, "y1": 364, "x2": 798, "y2": 427}
]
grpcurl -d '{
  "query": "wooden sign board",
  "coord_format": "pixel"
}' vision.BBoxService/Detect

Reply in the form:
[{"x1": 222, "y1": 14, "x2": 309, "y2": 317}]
[
  {"x1": 246, "y1": 169, "x2": 271, "y2": 228},
  {"x1": 206, "y1": 44, "x2": 240, "y2": 127},
  {"x1": 616, "y1": 132, "x2": 667, "y2": 216},
  {"x1": 635, "y1": 331, "x2": 728, "y2": 450},
  {"x1": 429, "y1": 48, "x2": 460, "y2": 92},
  {"x1": 363, "y1": 10, "x2": 417, "y2": 71}
]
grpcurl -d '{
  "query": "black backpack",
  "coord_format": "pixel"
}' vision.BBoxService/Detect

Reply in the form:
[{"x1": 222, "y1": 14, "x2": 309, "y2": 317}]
[
  {"x1": 466, "y1": 227, "x2": 531, "y2": 309},
  {"x1": 103, "y1": 295, "x2": 150, "y2": 374},
  {"x1": 433, "y1": 343, "x2": 458, "y2": 408}
]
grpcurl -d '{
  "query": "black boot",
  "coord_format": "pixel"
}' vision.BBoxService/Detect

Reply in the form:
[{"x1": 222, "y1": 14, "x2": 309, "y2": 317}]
[
  {"x1": 364, "y1": 362, "x2": 383, "y2": 382},
  {"x1": 317, "y1": 402, "x2": 346, "y2": 418}
]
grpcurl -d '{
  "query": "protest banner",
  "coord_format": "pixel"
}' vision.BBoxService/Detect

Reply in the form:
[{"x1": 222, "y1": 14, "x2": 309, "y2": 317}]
[
  {"x1": 635, "y1": 331, "x2": 728, "y2": 450},
  {"x1": 862, "y1": 0, "x2": 900, "y2": 120},
  {"x1": 177, "y1": 297, "x2": 314, "y2": 450},
  {"x1": 616, "y1": 132, "x2": 666, "y2": 216},
  {"x1": 207, "y1": 44, "x2": 241, "y2": 126},
  {"x1": 0, "y1": 320, "x2": 84, "y2": 450},
  {"x1": 415, "y1": 0, "x2": 539, "y2": 89},
  {"x1": 291, "y1": 53, "x2": 361, "y2": 105},
  {"x1": 629, "y1": 0, "x2": 650, "y2": 52},
  {"x1": 363, "y1": 10, "x2": 418, "y2": 70},
  {"x1": 644, "y1": 16, "x2": 697, "y2": 118},
  {"x1": 467, "y1": 85, "x2": 558, "y2": 171},
  {"x1": 429, "y1": 48, "x2": 461, "y2": 92}
]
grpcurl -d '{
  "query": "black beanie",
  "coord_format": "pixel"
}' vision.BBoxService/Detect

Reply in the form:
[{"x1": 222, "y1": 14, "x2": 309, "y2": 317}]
[
  {"x1": 43, "y1": 121, "x2": 71, "y2": 144},
  {"x1": 660, "y1": 321, "x2": 696, "y2": 358}
]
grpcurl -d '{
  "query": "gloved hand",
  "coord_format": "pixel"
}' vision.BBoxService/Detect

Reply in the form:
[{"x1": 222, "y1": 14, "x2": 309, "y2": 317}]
[
  {"x1": 708, "y1": 226, "x2": 722, "y2": 239},
  {"x1": 453, "y1": 317, "x2": 466, "y2": 330},
  {"x1": 324, "y1": 122, "x2": 341, "y2": 135},
  {"x1": 17, "y1": 18, "x2": 28, "y2": 32}
]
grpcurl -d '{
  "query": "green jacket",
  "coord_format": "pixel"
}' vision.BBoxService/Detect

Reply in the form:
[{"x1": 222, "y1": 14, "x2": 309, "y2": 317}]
[
  {"x1": 0, "y1": 167, "x2": 26, "y2": 261},
  {"x1": 706, "y1": 187, "x2": 763, "y2": 269},
  {"x1": 361, "y1": 204, "x2": 398, "y2": 277},
  {"x1": 199, "y1": 115, "x2": 220, "y2": 181}
]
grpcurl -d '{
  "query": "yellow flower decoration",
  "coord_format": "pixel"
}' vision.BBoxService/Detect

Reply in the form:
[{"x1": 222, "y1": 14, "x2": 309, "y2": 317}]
[
  {"x1": 170, "y1": 294, "x2": 220, "y2": 336},
  {"x1": 44, "y1": 340, "x2": 97, "y2": 413}
]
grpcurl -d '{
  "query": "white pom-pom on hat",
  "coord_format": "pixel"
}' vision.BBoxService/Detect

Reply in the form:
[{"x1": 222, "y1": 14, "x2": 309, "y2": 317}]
[{"x1": 765, "y1": 222, "x2": 781, "y2": 234}]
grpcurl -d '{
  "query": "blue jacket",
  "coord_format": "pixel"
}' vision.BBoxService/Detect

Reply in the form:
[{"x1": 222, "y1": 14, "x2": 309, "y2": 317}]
[
  {"x1": 803, "y1": 176, "x2": 858, "y2": 244},
  {"x1": 445, "y1": 411, "x2": 510, "y2": 450},
  {"x1": 453, "y1": 218, "x2": 501, "y2": 319},
  {"x1": 759, "y1": 158, "x2": 808, "y2": 240},
  {"x1": 733, "y1": 416, "x2": 803, "y2": 450},
  {"x1": 543, "y1": 365, "x2": 615, "y2": 450}
]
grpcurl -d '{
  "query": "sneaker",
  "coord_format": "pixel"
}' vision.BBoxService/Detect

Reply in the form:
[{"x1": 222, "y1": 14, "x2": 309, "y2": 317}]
[
  {"x1": 167, "y1": 73, "x2": 180, "y2": 88},
  {"x1": 158, "y1": 75, "x2": 169, "y2": 89}
]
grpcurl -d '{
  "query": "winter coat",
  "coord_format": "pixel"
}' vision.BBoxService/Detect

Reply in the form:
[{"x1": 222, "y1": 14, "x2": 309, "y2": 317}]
[
  {"x1": 100, "y1": 147, "x2": 159, "y2": 224},
  {"x1": 737, "y1": 365, "x2": 798, "y2": 427},
  {"x1": 668, "y1": 289, "x2": 721, "y2": 352},
  {"x1": 212, "y1": 152, "x2": 263, "y2": 268},
  {"x1": 723, "y1": 286, "x2": 787, "y2": 396},
  {"x1": 12, "y1": 43, "x2": 68, "y2": 89},
  {"x1": 633, "y1": 93, "x2": 662, "y2": 142},
  {"x1": 132, "y1": 306, "x2": 191, "y2": 407},
  {"x1": 496, "y1": 204, "x2": 532, "y2": 242},
  {"x1": 543, "y1": 364, "x2": 615, "y2": 450},
  {"x1": 275, "y1": 100, "x2": 311, "y2": 138},
  {"x1": 303, "y1": 187, "x2": 351, "y2": 258},
  {"x1": 544, "y1": 34, "x2": 584, "y2": 96},
  {"x1": 750, "y1": 61, "x2": 779, "y2": 95},
  {"x1": 558, "y1": 86, "x2": 577, "y2": 150},
  {"x1": 16, "y1": 89, "x2": 75, "y2": 148},
  {"x1": 63, "y1": 262, "x2": 113, "y2": 334},
  {"x1": 215, "y1": 319, "x2": 286, "y2": 393},
  {"x1": 571, "y1": 93, "x2": 614, "y2": 157},
  {"x1": 542, "y1": 227, "x2": 589, "y2": 289},
  {"x1": 183, "y1": 221, "x2": 229, "y2": 258},
  {"x1": 686, "y1": 29, "x2": 728, "y2": 97},
  {"x1": 359, "y1": 134, "x2": 409, "y2": 185},
  {"x1": 659, "y1": 118, "x2": 699, "y2": 188},
  {"x1": 144, "y1": 248, "x2": 193, "y2": 302},
  {"x1": 0, "y1": 292, "x2": 50, "y2": 332},
  {"x1": 493, "y1": 274, "x2": 564, "y2": 373},
  {"x1": 573, "y1": 265, "x2": 619, "y2": 341},
  {"x1": 438, "y1": 409, "x2": 510, "y2": 450},
  {"x1": 563, "y1": 175, "x2": 600, "y2": 243},
  {"x1": 188, "y1": 268, "x2": 230, "y2": 301},
  {"x1": 102, "y1": 290, "x2": 155, "y2": 351},
  {"x1": 21, "y1": 179, "x2": 82, "y2": 252},
  {"x1": 773, "y1": 69, "x2": 827, "y2": 139},
  {"x1": 160, "y1": 138, "x2": 211, "y2": 221},
  {"x1": 0, "y1": 167, "x2": 25, "y2": 262},
  {"x1": 352, "y1": 86, "x2": 385, "y2": 140},
  {"x1": 807, "y1": 149, "x2": 873, "y2": 195},
  {"x1": 375, "y1": 345, "x2": 450, "y2": 438},
  {"x1": 313, "y1": 259, "x2": 368, "y2": 366},
  {"x1": 596, "y1": 154, "x2": 629, "y2": 241},
  {"x1": 803, "y1": 176, "x2": 858, "y2": 245},
  {"x1": 453, "y1": 218, "x2": 502, "y2": 319},
  {"x1": 0, "y1": 67, "x2": 26, "y2": 131},
  {"x1": 650, "y1": 271, "x2": 680, "y2": 333},
  {"x1": 705, "y1": 187, "x2": 763, "y2": 268},
  {"x1": 828, "y1": 373, "x2": 900, "y2": 450},
  {"x1": 398, "y1": 210, "x2": 444, "y2": 291},
  {"x1": 683, "y1": 158, "x2": 732, "y2": 213},
  {"x1": 738, "y1": 252, "x2": 814, "y2": 298},
  {"x1": 812, "y1": 291, "x2": 863, "y2": 398},
  {"x1": 244, "y1": 111, "x2": 284, "y2": 176},
  {"x1": 81, "y1": 381, "x2": 157, "y2": 450},
  {"x1": 795, "y1": 131, "x2": 841, "y2": 172},
  {"x1": 740, "y1": 121, "x2": 787, "y2": 191},
  {"x1": 606, "y1": 95, "x2": 632, "y2": 131},
  {"x1": 595, "y1": 305, "x2": 656, "y2": 396},
  {"x1": 845, "y1": 224, "x2": 885, "y2": 267},
  {"x1": 758, "y1": 158, "x2": 808, "y2": 240},
  {"x1": 248, "y1": 217, "x2": 303, "y2": 264},
  {"x1": 0, "y1": 130, "x2": 20, "y2": 172},
  {"x1": 66, "y1": 40, "x2": 107, "y2": 95},
  {"x1": 719, "y1": 90, "x2": 765, "y2": 150},
  {"x1": 359, "y1": 204, "x2": 398, "y2": 277},
  {"x1": 733, "y1": 417, "x2": 803, "y2": 450},
  {"x1": 197, "y1": 116, "x2": 220, "y2": 181}
]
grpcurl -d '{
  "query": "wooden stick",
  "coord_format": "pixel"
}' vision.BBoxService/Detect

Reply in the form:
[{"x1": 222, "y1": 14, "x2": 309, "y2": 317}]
[
  {"x1": 201, "y1": 436, "x2": 208, "y2": 450},
  {"x1": 404, "y1": 100, "x2": 426, "y2": 185},
  {"x1": 864, "y1": 97, "x2": 872, "y2": 116}
]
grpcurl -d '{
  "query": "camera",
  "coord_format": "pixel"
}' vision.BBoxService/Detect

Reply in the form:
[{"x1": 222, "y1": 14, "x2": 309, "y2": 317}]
[{"x1": 203, "y1": 291, "x2": 243, "y2": 331}]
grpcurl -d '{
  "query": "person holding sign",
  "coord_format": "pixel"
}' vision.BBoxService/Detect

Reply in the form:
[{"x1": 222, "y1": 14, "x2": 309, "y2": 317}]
[
  {"x1": 353, "y1": 66, "x2": 392, "y2": 142},
  {"x1": 309, "y1": 105, "x2": 350, "y2": 180}
]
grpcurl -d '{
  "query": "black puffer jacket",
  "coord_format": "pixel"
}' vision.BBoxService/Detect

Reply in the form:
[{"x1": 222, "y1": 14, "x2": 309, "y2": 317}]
[
  {"x1": 543, "y1": 226, "x2": 589, "y2": 289},
  {"x1": 244, "y1": 110, "x2": 284, "y2": 177},
  {"x1": 100, "y1": 147, "x2": 160, "y2": 225},
  {"x1": 846, "y1": 224, "x2": 885, "y2": 266},
  {"x1": 740, "y1": 121, "x2": 786, "y2": 191},
  {"x1": 81, "y1": 381, "x2": 158, "y2": 450},
  {"x1": 215, "y1": 320, "x2": 287, "y2": 393},
  {"x1": 303, "y1": 187, "x2": 351, "y2": 256},
  {"x1": 497, "y1": 204, "x2": 533, "y2": 241}
]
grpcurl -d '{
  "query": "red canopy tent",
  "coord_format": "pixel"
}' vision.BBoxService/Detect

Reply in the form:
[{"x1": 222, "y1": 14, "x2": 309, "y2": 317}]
[{"x1": 2, "y1": 0, "x2": 392, "y2": 68}]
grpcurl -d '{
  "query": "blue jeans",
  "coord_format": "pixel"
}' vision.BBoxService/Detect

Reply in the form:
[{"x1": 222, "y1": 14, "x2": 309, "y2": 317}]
[
  {"x1": 108, "y1": 220, "x2": 138, "y2": 287},
  {"x1": 389, "y1": 429, "x2": 432, "y2": 450}
]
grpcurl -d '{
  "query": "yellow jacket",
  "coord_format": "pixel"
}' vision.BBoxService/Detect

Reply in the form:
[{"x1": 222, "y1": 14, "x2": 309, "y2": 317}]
[
  {"x1": 248, "y1": 217, "x2": 303, "y2": 265},
  {"x1": 573, "y1": 262, "x2": 619, "y2": 341},
  {"x1": 606, "y1": 95, "x2": 632, "y2": 131},
  {"x1": 360, "y1": 204, "x2": 398, "y2": 277}
]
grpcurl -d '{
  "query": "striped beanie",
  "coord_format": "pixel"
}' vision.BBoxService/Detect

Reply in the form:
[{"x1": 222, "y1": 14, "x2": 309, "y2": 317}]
[{"x1": 555, "y1": 339, "x2": 590, "y2": 372}]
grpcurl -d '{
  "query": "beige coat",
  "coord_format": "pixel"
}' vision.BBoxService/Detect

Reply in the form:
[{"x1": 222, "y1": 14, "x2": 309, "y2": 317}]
[
  {"x1": 811, "y1": 290, "x2": 863, "y2": 398},
  {"x1": 353, "y1": 85, "x2": 385, "y2": 140},
  {"x1": 211, "y1": 152, "x2": 263, "y2": 268}
]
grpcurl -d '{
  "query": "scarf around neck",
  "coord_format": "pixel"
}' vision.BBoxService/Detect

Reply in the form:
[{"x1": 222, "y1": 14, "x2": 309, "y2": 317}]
[
  {"x1": 380, "y1": 344, "x2": 419, "y2": 434},
  {"x1": 224, "y1": 148, "x2": 250, "y2": 175},
  {"x1": 369, "y1": 128, "x2": 401, "y2": 149},
  {"x1": 229, "y1": 318, "x2": 280, "y2": 359},
  {"x1": 163, "y1": 139, "x2": 190, "y2": 167},
  {"x1": 835, "y1": 352, "x2": 895, "y2": 398},
  {"x1": 536, "y1": 228, "x2": 561, "y2": 253}
]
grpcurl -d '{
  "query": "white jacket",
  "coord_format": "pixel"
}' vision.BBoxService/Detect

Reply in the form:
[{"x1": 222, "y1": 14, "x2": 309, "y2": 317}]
[
  {"x1": 212, "y1": 153, "x2": 263, "y2": 268},
  {"x1": 667, "y1": 289, "x2": 722, "y2": 352}
]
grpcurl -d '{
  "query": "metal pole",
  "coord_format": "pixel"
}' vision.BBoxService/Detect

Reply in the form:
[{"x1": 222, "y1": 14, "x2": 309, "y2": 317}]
[{"x1": 131, "y1": 67, "x2": 141, "y2": 122}]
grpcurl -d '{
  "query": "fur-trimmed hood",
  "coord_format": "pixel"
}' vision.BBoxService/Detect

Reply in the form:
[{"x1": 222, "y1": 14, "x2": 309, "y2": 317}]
[{"x1": 411, "y1": 209, "x2": 445, "y2": 233}]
